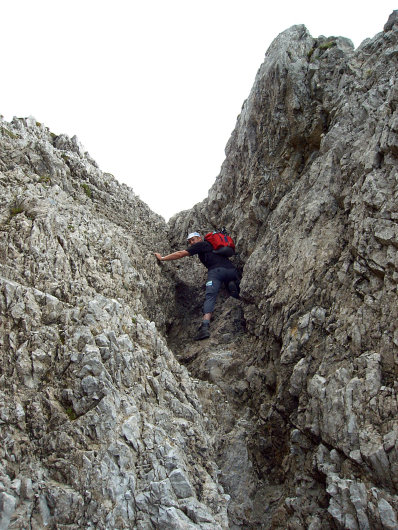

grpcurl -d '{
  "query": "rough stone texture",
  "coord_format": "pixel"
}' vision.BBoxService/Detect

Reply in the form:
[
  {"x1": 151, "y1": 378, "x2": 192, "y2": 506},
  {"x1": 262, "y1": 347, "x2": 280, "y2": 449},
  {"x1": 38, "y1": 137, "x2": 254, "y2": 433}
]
[
  {"x1": 168, "y1": 11, "x2": 398, "y2": 529},
  {"x1": 0, "y1": 117, "x2": 229, "y2": 528},
  {"x1": 1, "y1": 10, "x2": 398, "y2": 529}
]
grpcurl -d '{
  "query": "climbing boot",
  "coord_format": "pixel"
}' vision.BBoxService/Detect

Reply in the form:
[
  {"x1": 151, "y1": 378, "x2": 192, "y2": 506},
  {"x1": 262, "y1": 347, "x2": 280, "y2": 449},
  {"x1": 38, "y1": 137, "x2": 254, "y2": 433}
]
[
  {"x1": 227, "y1": 280, "x2": 240, "y2": 299},
  {"x1": 195, "y1": 322, "x2": 210, "y2": 340}
]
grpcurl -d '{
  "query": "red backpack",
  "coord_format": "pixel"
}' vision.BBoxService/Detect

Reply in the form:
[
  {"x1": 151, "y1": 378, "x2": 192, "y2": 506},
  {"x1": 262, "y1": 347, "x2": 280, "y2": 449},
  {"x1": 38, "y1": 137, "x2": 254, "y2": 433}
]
[{"x1": 204, "y1": 229, "x2": 235, "y2": 257}]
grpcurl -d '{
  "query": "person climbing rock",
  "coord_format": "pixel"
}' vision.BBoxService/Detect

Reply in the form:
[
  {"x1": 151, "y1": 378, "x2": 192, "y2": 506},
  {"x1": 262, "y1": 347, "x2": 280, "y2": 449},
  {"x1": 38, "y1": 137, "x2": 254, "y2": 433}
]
[{"x1": 155, "y1": 231, "x2": 240, "y2": 340}]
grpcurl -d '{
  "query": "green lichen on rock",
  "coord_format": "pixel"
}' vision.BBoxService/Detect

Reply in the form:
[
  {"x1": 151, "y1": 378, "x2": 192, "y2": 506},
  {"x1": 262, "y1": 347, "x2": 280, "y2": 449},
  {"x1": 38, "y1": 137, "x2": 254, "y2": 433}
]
[
  {"x1": 8, "y1": 198, "x2": 25, "y2": 219},
  {"x1": 65, "y1": 406, "x2": 77, "y2": 420},
  {"x1": 81, "y1": 183, "x2": 92, "y2": 197},
  {"x1": 38, "y1": 175, "x2": 52, "y2": 185},
  {"x1": 319, "y1": 39, "x2": 337, "y2": 51},
  {"x1": 1, "y1": 127, "x2": 18, "y2": 139},
  {"x1": 307, "y1": 39, "x2": 337, "y2": 61}
]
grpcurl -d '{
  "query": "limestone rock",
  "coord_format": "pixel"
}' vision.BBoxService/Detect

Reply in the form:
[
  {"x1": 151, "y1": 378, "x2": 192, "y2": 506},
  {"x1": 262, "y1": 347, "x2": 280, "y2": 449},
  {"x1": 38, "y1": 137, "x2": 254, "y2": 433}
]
[
  {"x1": 168, "y1": 10, "x2": 398, "y2": 528},
  {"x1": 0, "y1": 118, "x2": 229, "y2": 528},
  {"x1": 2, "y1": 10, "x2": 398, "y2": 529}
]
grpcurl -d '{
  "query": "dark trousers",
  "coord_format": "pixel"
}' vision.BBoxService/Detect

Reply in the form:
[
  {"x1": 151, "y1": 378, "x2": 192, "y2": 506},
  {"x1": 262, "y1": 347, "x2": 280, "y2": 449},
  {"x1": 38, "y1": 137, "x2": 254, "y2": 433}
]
[{"x1": 203, "y1": 267, "x2": 240, "y2": 314}]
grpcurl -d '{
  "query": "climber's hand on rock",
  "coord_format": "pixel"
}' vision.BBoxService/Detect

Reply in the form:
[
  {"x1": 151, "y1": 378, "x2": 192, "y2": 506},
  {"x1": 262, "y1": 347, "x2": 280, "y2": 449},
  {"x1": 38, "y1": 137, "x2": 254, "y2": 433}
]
[{"x1": 155, "y1": 253, "x2": 163, "y2": 261}]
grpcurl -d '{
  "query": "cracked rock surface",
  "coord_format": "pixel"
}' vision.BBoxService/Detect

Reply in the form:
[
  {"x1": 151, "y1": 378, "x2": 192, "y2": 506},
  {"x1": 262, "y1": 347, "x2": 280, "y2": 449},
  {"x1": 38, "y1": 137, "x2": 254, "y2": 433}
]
[
  {"x1": 2, "y1": 10, "x2": 398, "y2": 529},
  {"x1": 168, "y1": 11, "x2": 398, "y2": 529},
  {"x1": 0, "y1": 117, "x2": 229, "y2": 529}
]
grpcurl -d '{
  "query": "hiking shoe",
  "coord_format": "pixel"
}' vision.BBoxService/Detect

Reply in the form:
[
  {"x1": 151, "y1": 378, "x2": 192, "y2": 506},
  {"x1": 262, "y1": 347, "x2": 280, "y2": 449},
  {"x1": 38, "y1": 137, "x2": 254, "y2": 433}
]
[
  {"x1": 195, "y1": 323, "x2": 210, "y2": 341},
  {"x1": 228, "y1": 281, "x2": 240, "y2": 299}
]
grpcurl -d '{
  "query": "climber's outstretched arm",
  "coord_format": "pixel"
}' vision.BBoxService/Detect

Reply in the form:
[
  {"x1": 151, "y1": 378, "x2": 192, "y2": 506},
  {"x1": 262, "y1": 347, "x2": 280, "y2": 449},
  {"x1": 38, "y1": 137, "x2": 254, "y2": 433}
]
[{"x1": 155, "y1": 250, "x2": 190, "y2": 262}]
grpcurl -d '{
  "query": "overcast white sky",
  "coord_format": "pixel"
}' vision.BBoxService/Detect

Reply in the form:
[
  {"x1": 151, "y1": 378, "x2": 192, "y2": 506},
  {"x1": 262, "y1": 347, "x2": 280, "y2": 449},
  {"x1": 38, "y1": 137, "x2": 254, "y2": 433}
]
[{"x1": 1, "y1": 1, "x2": 396, "y2": 220}]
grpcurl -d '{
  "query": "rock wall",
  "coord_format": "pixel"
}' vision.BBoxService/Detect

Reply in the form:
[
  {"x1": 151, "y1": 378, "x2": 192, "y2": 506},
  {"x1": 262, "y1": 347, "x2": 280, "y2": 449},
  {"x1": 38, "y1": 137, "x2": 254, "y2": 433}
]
[
  {"x1": 1, "y1": 10, "x2": 398, "y2": 530},
  {"x1": 168, "y1": 11, "x2": 398, "y2": 529},
  {"x1": 0, "y1": 117, "x2": 230, "y2": 528}
]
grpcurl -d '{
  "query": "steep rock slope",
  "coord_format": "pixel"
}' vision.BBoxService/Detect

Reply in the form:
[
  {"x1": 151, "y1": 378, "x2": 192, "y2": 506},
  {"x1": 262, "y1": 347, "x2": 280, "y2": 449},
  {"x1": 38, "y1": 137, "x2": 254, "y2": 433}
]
[
  {"x1": 0, "y1": 118, "x2": 231, "y2": 528},
  {"x1": 168, "y1": 12, "x2": 398, "y2": 529},
  {"x1": 1, "y1": 10, "x2": 398, "y2": 530}
]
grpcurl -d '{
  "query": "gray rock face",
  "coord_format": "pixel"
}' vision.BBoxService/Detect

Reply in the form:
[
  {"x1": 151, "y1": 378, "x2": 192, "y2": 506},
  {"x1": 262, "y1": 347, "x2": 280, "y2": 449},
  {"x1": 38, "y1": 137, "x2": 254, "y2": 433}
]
[
  {"x1": 0, "y1": 118, "x2": 229, "y2": 528},
  {"x1": 1, "y1": 11, "x2": 398, "y2": 529},
  {"x1": 168, "y1": 12, "x2": 398, "y2": 529}
]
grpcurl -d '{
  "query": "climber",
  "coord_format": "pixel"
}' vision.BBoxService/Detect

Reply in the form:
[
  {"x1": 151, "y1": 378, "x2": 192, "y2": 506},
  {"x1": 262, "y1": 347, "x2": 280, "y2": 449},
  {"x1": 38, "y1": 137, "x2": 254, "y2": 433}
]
[{"x1": 154, "y1": 232, "x2": 240, "y2": 340}]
